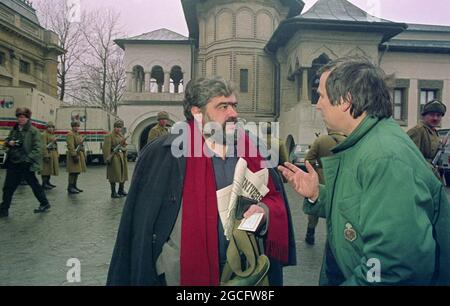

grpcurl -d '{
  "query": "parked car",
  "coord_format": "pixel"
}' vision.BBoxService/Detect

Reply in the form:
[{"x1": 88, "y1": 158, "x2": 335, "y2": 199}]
[
  {"x1": 290, "y1": 144, "x2": 310, "y2": 172},
  {"x1": 127, "y1": 144, "x2": 138, "y2": 162}
]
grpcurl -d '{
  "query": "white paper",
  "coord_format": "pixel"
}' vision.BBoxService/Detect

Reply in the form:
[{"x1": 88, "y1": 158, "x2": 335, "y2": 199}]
[
  {"x1": 216, "y1": 158, "x2": 270, "y2": 240},
  {"x1": 238, "y1": 213, "x2": 264, "y2": 232}
]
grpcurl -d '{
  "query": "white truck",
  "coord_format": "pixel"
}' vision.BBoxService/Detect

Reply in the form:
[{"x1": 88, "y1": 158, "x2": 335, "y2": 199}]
[
  {"x1": 55, "y1": 106, "x2": 120, "y2": 164},
  {"x1": 0, "y1": 87, "x2": 61, "y2": 165}
]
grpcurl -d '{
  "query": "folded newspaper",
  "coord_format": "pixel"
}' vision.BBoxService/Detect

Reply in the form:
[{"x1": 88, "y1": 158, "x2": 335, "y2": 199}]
[{"x1": 217, "y1": 158, "x2": 269, "y2": 240}]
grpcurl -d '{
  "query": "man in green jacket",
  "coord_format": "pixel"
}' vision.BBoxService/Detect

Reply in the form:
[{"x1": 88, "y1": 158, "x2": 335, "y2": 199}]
[
  {"x1": 279, "y1": 57, "x2": 450, "y2": 285},
  {"x1": 0, "y1": 108, "x2": 51, "y2": 218},
  {"x1": 303, "y1": 130, "x2": 346, "y2": 245}
]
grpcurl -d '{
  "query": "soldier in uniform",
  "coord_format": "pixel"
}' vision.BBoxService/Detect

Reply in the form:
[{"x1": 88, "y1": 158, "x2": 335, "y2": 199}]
[
  {"x1": 147, "y1": 111, "x2": 170, "y2": 144},
  {"x1": 407, "y1": 99, "x2": 446, "y2": 178},
  {"x1": 66, "y1": 121, "x2": 87, "y2": 194},
  {"x1": 41, "y1": 122, "x2": 59, "y2": 190},
  {"x1": 0, "y1": 108, "x2": 51, "y2": 218},
  {"x1": 303, "y1": 130, "x2": 346, "y2": 245},
  {"x1": 103, "y1": 120, "x2": 128, "y2": 198}
]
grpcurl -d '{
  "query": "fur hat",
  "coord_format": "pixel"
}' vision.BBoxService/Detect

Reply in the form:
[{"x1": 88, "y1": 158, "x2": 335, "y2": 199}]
[
  {"x1": 157, "y1": 111, "x2": 169, "y2": 121},
  {"x1": 15, "y1": 107, "x2": 32, "y2": 119},
  {"x1": 114, "y1": 120, "x2": 124, "y2": 128},
  {"x1": 71, "y1": 121, "x2": 81, "y2": 127},
  {"x1": 422, "y1": 100, "x2": 446, "y2": 116}
]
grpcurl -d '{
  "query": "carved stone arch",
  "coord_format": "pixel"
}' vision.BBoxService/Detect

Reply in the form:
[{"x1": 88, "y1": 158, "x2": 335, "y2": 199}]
[
  {"x1": 146, "y1": 60, "x2": 168, "y2": 73},
  {"x1": 129, "y1": 111, "x2": 180, "y2": 151},
  {"x1": 345, "y1": 46, "x2": 370, "y2": 58},
  {"x1": 236, "y1": 7, "x2": 254, "y2": 38},
  {"x1": 305, "y1": 45, "x2": 338, "y2": 66},
  {"x1": 127, "y1": 59, "x2": 145, "y2": 72},
  {"x1": 216, "y1": 8, "x2": 234, "y2": 41},
  {"x1": 167, "y1": 60, "x2": 186, "y2": 72},
  {"x1": 256, "y1": 9, "x2": 274, "y2": 40}
]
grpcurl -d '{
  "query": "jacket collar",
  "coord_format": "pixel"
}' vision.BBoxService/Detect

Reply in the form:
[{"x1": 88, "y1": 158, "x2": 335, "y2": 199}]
[
  {"x1": 332, "y1": 116, "x2": 380, "y2": 154},
  {"x1": 14, "y1": 120, "x2": 32, "y2": 131},
  {"x1": 419, "y1": 120, "x2": 438, "y2": 135}
]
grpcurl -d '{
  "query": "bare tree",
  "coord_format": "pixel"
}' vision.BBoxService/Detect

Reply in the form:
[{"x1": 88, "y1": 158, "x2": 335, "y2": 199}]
[
  {"x1": 107, "y1": 49, "x2": 127, "y2": 114},
  {"x1": 80, "y1": 8, "x2": 123, "y2": 111},
  {"x1": 34, "y1": 0, "x2": 86, "y2": 101}
]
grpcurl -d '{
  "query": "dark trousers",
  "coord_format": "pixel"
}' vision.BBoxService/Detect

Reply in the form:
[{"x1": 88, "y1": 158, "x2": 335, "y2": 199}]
[{"x1": 1, "y1": 163, "x2": 49, "y2": 211}]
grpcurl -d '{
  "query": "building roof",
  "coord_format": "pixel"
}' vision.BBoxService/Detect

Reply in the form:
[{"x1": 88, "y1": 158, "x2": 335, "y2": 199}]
[
  {"x1": 265, "y1": 0, "x2": 407, "y2": 53},
  {"x1": 181, "y1": 0, "x2": 305, "y2": 44},
  {"x1": 0, "y1": 0, "x2": 40, "y2": 25},
  {"x1": 406, "y1": 23, "x2": 450, "y2": 33},
  {"x1": 379, "y1": 23, "x2": 450, "y2": 54},
  {"x1": 115, "y1": 28, "x2": 192, "y2": 49},
  {"x1": 299, "y1": 0, "x2": 391, "y2": 22}
]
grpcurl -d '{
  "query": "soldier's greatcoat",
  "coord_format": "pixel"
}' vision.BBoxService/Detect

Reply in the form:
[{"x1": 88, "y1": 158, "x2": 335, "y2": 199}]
[
  {"x1": 103, "y1": 132, "x2": 128, "y2": 183},
  {"x1": 41, "y1": 131, "x2": 59, "y2": 176},
  {"x1": 66, "y1": 131, "x2": 86, "y2": 174},
  {"x1": 407, "y1": 121, "x2": 440, "y2": 162},
  {"x1": 147, "y1": 124, "x2": 169, "y2": 144}
]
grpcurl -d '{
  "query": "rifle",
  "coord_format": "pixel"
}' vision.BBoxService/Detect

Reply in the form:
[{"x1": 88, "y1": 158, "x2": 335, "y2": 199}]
[
  {"x1": 46, "y1": 137, "x2": 60, "y2": 150},
  {"x1": 432, "y1": 130, "x2": 450, "y2": 168},
  {"x1": 75, "y1": 137, "x2": 86, "y2": 154},
  {"x1": 107, "y1": 135, "x2": 129, "y2": 162}
]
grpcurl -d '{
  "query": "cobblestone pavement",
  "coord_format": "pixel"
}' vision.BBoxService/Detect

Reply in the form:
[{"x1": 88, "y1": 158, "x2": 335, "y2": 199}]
[{"x1": 5, "y1": 163, "x2": 443, "y2": 286}]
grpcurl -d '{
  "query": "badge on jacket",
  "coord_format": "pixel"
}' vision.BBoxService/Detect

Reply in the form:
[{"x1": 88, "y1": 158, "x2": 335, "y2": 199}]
[{"x1": 344, "y1": 223, "x2": 357, "y2": 242}]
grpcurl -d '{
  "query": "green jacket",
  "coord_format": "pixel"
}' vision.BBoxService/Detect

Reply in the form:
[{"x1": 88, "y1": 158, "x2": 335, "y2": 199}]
[
  {"x1": 304, "y1": 116, "x2": 450, "y2": 285},
  {"x1": 5, "y1": 121, "x2": 42, "y2": 172},
  {"x1": 147, "y1": 124, "x2": 169, "y2": 144}
]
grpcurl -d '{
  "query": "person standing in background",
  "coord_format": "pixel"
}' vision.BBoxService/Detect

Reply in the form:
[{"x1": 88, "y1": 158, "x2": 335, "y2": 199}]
[
  {"x1": 66, "y1": 121, "x2": 86, "y2": 195},
  {"x1": 41, "y1": 122, "x2": 59, "y2": 190}
]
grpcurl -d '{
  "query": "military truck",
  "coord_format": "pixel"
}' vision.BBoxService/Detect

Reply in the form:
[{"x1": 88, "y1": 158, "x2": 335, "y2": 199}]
[
  {"x1": 55, "y1": 106, "x2": 121, "y2": 164},
  {"x1": 0, "y1": 87, "x2": 61, "y2": 166}
]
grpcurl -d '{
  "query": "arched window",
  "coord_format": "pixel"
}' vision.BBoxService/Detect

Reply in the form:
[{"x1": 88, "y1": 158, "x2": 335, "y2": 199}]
[
  {"x1": 150, "y1": 66, "x2": 164, "y2": 93},
  {"x1": 170, "y1": 66, "x2": 184, "y2": 93},
  {"x1": 309, "y1": 54, "x2": 330, "y2": 105}
]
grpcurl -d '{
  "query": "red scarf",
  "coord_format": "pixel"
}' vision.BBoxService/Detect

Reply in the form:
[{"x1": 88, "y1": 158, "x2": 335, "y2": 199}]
[{"x1": 180, "y1": 120, "x2": 289, "y2": 286}]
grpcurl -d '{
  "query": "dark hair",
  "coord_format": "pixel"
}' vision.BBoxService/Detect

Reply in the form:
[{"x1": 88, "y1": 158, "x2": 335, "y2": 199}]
[
  {"x1": 319, "y1": 56, "x2": 393, "y2": 119},
  {"x1": 183, "y1": 76, "x2": 235, "y2": 121}
]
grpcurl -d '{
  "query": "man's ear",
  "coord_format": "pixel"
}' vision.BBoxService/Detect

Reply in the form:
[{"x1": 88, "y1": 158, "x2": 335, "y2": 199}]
[
  {"x1": 339, "y1": 93, "x2": 352, "y2": 112},
  {"x1": 191, "y1": 106, "x2": 201, "y2": 115}
]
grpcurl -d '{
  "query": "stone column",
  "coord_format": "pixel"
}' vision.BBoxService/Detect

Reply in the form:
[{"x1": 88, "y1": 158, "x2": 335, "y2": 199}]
[
  {"x1": 132, "y1": 75, "x2": 137, "y2": 93},
  {"x1": 144, "y1": 72, "x2": 151, "y2": 92},
  {"x1": 126, "y1": 72, "x2": 133, "y2": 91},
  {"x1": 301, "y1": 68, "x2": 309, "y2": 102},
  {"x1": 164, "y1": 71, "x2": 171, "y2": 93},
  {"x1": 12, "y1": 54, "x2": 20, "y2": 87}
]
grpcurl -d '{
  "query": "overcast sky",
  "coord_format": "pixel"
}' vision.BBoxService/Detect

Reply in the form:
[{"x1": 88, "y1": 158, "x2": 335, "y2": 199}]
[{"x1": 78, "y1": 0, "x2": 450, "y2": 37}]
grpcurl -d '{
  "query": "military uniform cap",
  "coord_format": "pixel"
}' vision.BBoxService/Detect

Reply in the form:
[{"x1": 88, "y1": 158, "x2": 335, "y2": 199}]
[
  {"x1": 114, "y1": 120, "x2": 124, "y2": 128},
  {"x1": 157, "y1": 111, "x2": 169, "y2": 121},
  {"x1": 71, "y1": 121, "x2": 81, "y2": 127},
  {"x1": 422, "y1": 99, "x2": 446, "y2": 116}
]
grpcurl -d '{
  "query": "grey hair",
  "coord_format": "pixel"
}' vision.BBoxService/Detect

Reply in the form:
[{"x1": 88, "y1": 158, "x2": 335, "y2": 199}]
[
  {"x1": 183, "y1": 76, "x2": 235, "y2": 121},
  {"x1": 318, "y1": 56, "x2": 393, "y2": 119}
]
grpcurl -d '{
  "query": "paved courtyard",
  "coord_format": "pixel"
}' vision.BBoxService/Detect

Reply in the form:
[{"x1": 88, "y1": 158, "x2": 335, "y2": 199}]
[{"x1": 0, "y1": 162, "x2": 330, "y2": 286}]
